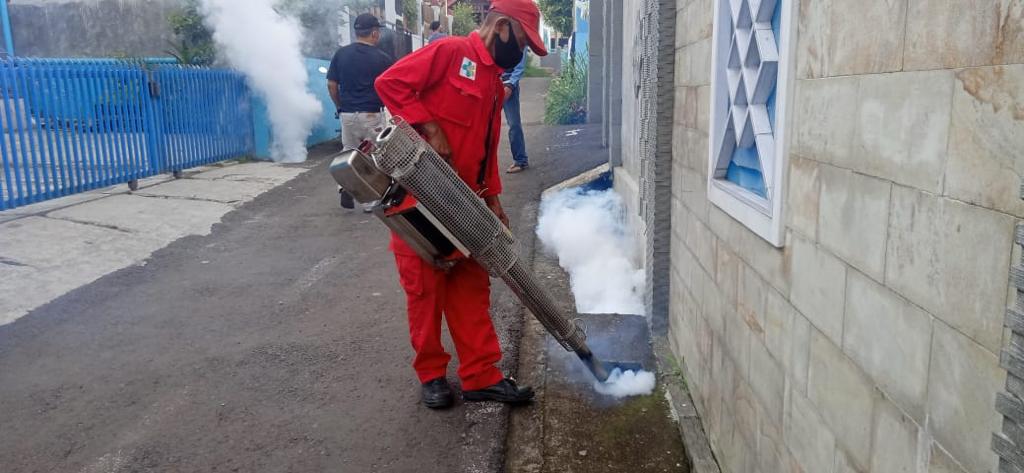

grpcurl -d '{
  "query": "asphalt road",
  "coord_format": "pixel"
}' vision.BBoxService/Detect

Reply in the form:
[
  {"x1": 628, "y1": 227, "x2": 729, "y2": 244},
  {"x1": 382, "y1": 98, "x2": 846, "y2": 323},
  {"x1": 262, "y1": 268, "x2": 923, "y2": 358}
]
[{"x1": 0, "y1": 78, "x2": 606, "y2": 472}]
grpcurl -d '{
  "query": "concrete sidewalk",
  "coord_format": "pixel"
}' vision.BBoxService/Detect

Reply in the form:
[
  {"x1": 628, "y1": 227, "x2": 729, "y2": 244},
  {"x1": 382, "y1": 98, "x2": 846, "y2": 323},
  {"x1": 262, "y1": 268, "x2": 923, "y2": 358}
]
[{"x1": 0, "y1": 160, "x2": 312, "y2": 326}]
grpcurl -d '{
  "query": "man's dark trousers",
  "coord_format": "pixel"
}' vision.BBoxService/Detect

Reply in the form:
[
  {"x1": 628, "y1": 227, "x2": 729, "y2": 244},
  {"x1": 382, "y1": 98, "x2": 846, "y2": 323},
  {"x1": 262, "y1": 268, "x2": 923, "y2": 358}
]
[{"x1": 503, "y1": 84, "x2": 528, "y2": 167}]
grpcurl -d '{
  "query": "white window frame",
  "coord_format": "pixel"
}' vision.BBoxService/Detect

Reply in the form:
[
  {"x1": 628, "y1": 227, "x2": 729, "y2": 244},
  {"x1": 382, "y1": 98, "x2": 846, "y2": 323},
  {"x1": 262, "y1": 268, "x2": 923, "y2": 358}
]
[{"x1": 706, "y1": 0, "x2": 796, "y2": 248}]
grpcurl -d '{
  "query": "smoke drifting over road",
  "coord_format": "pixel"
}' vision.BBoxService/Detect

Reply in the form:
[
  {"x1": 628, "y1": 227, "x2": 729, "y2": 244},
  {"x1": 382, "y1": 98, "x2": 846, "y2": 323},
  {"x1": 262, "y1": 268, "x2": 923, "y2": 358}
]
[
  {"x1": 538, "y1": 188, "x2": 655, "y2": 398},
  {"x1": 594, "y1": 368, "x2": 657, "y2": 397},
  {"x1": 200, "y1": 0, "x2": 321, "y2": 163},
  {"x1": 537, "y1": 189, "x2": 645, "y2": 315}
]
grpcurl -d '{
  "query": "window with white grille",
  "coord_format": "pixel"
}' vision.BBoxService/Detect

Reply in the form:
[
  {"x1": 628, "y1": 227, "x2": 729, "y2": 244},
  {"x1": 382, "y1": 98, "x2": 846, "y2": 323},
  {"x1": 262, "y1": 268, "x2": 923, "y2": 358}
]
[{"x1": 707, "y1": 0, "x2": 794, "y2": 247}]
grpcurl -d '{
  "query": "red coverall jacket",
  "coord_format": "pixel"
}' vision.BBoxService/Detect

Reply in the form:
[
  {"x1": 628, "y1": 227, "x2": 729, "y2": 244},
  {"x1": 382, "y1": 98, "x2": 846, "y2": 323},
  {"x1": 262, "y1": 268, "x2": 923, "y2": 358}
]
[
  {"x1": 374, "y1": 31, "x2": 507, "y2": 390},
  {"x1": 375, "y1": 32, "x2": 504, "y2": 258}
]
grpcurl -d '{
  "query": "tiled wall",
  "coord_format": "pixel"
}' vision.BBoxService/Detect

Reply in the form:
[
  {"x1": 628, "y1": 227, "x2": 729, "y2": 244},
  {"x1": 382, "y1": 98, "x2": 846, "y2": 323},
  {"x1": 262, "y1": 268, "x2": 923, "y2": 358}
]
[{"x1": 666, "y1": 1, "x2": 1022, "y2": 472}]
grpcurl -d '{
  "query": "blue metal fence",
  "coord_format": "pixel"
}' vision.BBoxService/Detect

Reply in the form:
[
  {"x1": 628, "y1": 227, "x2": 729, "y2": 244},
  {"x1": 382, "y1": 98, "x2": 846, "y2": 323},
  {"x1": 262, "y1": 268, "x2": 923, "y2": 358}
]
[
  {"x1": 0, "y1": 58, "x2": 254, "y2": 210},
  {"x1": 154, "y1": 66, "x2": 253, "y2": 172}
]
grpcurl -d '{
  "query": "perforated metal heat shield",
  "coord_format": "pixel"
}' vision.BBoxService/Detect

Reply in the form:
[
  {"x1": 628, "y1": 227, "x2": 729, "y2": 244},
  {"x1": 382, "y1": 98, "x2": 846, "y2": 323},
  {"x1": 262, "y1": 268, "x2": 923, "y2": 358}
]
[{"x1": 367, "y1": 118, "x2": 617, "y2": 382}]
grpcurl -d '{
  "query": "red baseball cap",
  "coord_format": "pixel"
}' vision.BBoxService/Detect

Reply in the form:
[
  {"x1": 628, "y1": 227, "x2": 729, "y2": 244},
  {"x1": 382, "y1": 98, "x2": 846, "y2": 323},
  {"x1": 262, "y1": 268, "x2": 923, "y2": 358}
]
[{"x1": 489, "y1": 0, "x2": 549, "y2": 56}]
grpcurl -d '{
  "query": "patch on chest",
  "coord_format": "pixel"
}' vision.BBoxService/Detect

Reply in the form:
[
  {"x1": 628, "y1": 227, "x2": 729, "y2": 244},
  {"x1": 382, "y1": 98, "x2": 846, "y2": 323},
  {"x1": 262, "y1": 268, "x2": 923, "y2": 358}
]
[{"x1": 459, "y1": 57, "x2": 477, "y2": 80}]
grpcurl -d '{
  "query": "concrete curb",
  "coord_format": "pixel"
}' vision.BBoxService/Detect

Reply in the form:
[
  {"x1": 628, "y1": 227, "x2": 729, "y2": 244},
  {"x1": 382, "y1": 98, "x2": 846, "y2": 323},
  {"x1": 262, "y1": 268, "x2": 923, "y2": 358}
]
[
  {"x1": 540, "y1": 163, "x2": 611, "y2": 197},
  {"x1": 503, "y1": 197, "x2": 548, "y2": 473},
  {"x1": 653, "y1": 335, "x2": 722, "y2": 473},
  {"x1": 461, "y1": 190, "x2": 545, "y2": 473}
]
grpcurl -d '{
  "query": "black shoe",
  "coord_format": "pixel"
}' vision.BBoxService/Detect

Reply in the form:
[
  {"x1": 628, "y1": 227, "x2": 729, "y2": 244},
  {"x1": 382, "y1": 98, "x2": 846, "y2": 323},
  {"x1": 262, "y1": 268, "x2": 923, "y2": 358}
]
[
  {"x1": 421, "y1": 377, "x2": 455, "y2": 409},
  {"x1": 339, "y1": 188, "x2": 355, "y2": 209},
  {"x1": 463, "y1": 378, "x2": 534, "y2": 404}
]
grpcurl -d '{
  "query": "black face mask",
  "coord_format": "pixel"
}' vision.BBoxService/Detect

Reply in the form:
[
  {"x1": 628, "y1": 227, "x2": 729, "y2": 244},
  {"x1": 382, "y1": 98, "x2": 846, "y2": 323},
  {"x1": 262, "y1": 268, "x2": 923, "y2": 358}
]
[{"x1": 493, "y1": 30, "x2": 524, "y2": 69}]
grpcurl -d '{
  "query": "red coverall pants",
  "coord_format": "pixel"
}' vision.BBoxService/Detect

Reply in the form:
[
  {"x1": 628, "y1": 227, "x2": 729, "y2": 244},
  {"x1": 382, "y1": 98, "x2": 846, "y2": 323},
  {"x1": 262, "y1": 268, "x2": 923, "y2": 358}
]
[{"x1": 393, "y1": 250, "x2": 504, "y2": 391}]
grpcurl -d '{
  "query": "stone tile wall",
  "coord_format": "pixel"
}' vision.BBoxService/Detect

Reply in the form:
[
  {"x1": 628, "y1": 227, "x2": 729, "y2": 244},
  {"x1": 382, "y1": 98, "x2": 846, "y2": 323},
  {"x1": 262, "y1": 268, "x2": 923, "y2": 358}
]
[{"x1": 665, "y1": 0, "x2": 1022, "y2": 472}]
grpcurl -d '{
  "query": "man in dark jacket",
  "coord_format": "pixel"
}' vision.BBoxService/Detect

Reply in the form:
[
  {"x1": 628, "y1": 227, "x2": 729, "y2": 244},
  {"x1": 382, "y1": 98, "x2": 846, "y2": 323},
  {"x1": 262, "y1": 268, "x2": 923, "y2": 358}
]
[{"x1": 327, "y1": 13, "x2": 394, "y2": 211}]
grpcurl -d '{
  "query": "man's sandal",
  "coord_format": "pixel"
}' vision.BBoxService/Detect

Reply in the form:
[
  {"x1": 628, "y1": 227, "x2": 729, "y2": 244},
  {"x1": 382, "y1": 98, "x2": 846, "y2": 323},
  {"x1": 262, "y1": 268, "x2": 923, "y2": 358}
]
[{"x1": 506, "y1": 164, "x2": 528, "y2": 174}]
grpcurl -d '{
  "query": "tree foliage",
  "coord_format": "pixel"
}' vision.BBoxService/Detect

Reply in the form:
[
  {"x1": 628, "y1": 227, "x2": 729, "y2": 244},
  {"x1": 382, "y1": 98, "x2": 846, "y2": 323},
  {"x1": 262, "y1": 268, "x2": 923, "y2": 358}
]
[
  {"x1": 277, "y1": 0, "x2": 338, "y2": 28},
  {"x1": 275, "y1": 0, "x2": 347, "y2": 58},
  {"x1": 538, "y1": 0, "x2": 573, "y2": 36},
  {"x1": 342, "y1": 0, "x2": 379, "y2": 9},
  {"x1": 402, "y1": 0, "x2": 420, "y2": 31},
  {"x1": 451, "y1": 4, "x2": 476, "y2": 36},
  {"x1": 166, "y1": 0, "x2": 215, "y2": 65}
]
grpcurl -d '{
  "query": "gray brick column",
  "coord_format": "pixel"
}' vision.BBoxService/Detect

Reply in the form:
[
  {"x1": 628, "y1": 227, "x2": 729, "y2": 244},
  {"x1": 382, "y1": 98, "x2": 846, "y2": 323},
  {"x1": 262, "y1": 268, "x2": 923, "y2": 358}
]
[
  {"x1": 587, "y1": 0, "x2": 605, "y2": 126},
  {"x1": 606, "y1": 0, "x2": 623, "y2": 167},
  {"x1": 643, "y1": 0, "x2": 676, "y2": 336},
  {"x1": 600, "y1": 0, "x2": 611, "y2": 147}
]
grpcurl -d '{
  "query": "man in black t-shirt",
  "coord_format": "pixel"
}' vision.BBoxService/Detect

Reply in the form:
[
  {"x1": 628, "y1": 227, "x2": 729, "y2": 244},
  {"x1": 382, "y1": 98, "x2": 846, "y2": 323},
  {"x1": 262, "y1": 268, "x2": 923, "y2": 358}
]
[{"x1": 327, "y1": 13, "x2": 395, "y2": 211}]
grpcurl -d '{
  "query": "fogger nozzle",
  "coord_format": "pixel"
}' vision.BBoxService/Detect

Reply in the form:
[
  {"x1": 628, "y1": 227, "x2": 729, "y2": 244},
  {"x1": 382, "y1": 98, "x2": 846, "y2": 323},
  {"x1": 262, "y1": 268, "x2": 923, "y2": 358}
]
[
  {"x1": 578, "y1": 350, "x2": 610, "y2": 382},
  {"x1": 329, "y1": 118, "x2": 642, "y2": 383},
  {"x1": 578, "y1": 350, "x2": 645, "y2": 382}
]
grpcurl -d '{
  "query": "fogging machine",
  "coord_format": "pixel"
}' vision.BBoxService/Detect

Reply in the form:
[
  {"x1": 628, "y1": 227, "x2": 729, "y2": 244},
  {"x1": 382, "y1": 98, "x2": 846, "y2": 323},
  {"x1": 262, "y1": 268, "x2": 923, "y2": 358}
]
[{"x1": 328, "y1": 118, "x2": 640, "y2": 382}]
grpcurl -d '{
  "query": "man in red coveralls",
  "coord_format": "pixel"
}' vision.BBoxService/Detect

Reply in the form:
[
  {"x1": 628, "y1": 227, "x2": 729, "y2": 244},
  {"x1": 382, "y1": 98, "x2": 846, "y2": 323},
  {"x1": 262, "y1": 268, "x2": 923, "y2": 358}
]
[{"x1": 374, "y1": 0, "x2": 546, "y2": 409}]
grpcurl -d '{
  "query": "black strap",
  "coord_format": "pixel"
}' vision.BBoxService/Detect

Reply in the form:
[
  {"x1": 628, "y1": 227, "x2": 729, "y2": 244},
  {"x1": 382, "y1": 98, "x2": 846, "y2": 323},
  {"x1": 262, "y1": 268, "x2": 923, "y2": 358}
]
[{"x1": 477, "y1": 93, "x2": 499, "y2": 190}]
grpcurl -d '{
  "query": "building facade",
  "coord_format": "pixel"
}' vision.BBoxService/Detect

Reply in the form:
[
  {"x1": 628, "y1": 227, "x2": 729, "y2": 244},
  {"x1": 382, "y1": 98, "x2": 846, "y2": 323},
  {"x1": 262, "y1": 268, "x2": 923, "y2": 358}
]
[{"x1": 601, "y1": 0, "x2": 1024, "y2": 472}]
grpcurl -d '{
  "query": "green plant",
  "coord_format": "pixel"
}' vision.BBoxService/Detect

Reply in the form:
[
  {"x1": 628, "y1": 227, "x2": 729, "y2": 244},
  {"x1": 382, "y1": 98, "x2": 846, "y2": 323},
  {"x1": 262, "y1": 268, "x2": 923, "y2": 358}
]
[
  {"x1": 166, "y1": 0, "x2": 215, "y2": 65},
  {"x1": 544, "y1": 59, "x2": 587, "y2": 125},
  {"x1": 538, "y1": 0, "x2": 573, "y2": 36},
  {"x1": 402, "y1": 0, "x2": 419, "y2": 31},
  {"x1": 451, "y1": 3, "x2": 476, "y2": 36}
]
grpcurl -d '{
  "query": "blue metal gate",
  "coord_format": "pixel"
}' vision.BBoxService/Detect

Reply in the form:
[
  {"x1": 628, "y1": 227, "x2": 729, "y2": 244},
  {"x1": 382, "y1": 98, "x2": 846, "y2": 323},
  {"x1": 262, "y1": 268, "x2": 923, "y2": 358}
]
[{"x1": 0, "y1": 58, "x2": 254, "y2": 210}]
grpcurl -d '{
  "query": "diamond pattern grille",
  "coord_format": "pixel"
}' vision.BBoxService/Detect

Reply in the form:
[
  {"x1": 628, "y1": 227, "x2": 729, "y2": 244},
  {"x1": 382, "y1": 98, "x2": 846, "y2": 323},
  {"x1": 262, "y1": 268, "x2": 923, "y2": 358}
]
[{"x1": 713, "y1": 0, "x2": 779, "y2": 199}]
